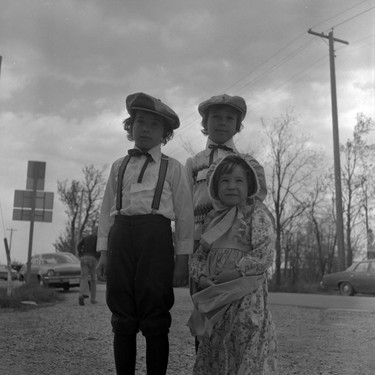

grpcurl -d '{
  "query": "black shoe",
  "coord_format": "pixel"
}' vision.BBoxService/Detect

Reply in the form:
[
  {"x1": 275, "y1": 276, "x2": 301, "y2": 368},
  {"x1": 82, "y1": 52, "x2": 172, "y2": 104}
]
[{"x1": 79, "y1": 296, "x2": 85, "y2": 306}]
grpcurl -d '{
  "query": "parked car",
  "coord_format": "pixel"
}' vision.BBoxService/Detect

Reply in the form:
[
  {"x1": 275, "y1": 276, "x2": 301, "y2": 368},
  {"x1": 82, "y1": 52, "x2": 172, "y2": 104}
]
[
  {"x1": 320, "y1": 260, "x2": 375, "y2": 296},
  {"x1": 0, "y1": 264, "x2": 18, "y2": 280},
  {"x1": 18, "y1": 252, "x2": 81, "y2": 291}
]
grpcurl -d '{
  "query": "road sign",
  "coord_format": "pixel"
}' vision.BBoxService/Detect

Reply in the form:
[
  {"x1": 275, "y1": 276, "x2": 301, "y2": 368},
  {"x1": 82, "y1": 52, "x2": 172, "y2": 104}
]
[
  {"x1": 12, "y1": 208, "x2": 53, "y2": 223},
  {"x1": 12, "y1": 160, "x2": 54, "y2": 283},
  {"x1": 26, "y1": 161, "x2": 46, "y2": 190},
  {"x1": 14, "y1": 190, "x2": 54, "y2": 210}
]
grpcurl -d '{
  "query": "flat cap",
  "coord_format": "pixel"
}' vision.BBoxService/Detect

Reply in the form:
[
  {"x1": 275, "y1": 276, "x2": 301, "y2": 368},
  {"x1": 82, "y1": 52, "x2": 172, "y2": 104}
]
[
  {"x1": 126, "y1": 92, "x2": 180, "y2": 129},
  {"x1": 198, "y1": 94, "x2": 247, "y2": 121}
]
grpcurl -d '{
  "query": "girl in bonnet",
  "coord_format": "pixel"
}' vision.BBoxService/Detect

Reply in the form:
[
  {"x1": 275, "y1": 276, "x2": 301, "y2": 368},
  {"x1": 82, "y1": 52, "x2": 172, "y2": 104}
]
[{"x1": 188, "y1": 154, "x2": 278, "y2": 375}]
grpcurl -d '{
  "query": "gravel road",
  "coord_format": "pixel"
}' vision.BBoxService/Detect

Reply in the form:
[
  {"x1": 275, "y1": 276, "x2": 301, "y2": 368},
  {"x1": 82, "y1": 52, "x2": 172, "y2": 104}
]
[{"x1": 1, "y1": 283, "x2": 375, "y2": 374}]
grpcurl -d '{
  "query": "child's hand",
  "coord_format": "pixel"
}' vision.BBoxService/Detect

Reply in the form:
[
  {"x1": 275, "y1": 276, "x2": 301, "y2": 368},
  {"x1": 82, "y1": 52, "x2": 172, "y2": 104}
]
[
  {"x1": 212, "y1": 269, "x2": 241, "y2": 284},
  {"x1": 173, "y1": 255, "x2": 189, "y2": 287}
]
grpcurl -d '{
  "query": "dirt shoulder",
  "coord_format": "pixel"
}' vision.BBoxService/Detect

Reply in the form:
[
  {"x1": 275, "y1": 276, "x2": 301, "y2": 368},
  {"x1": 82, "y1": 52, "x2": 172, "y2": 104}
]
[{"x1": 1, "y1": 285, "x2": 375, "y2": 374}]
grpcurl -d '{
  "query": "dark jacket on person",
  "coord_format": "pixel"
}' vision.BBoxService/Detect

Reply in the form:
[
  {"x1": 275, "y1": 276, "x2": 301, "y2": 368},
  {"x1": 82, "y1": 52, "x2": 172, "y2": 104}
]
[{"x1": 77, "y1": 235, "x2": 99, "y2": 259}]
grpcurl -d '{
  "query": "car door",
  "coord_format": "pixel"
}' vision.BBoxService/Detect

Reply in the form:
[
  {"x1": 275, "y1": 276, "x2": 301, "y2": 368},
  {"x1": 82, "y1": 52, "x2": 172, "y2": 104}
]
[
  {"x1": 364, "y1": 261, "x2": 375, "y2": 293},
  {"x1": 30, "y1": 255, "x2": 42, "y2": 278},
  {"x1": 349, "y1": 262, "x2": 370, "y2": 293}
]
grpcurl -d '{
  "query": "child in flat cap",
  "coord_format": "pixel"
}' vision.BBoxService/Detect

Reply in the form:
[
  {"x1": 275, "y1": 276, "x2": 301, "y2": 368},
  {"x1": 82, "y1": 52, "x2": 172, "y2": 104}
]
[
  {"x1": 96, "y1": 92, "x2": 194, "y2": 375},
  {"x1": 185, "y1": 93, "x2": 267, "y2": 352}
]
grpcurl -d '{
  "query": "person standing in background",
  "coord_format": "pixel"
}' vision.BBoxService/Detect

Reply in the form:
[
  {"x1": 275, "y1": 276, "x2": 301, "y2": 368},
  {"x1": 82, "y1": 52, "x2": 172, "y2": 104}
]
[{"x1": 77, "y1": 227, "x2": 98, "y2": 306}]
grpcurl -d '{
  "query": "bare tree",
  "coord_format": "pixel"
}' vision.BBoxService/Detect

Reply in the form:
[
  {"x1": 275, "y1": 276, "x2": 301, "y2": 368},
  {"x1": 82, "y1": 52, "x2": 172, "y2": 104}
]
[
  {"x1": 262, "y1": 109, "x2": 320, "y2": 285},
  {"x1": 56, "y1": 179, "x2": 81, "y2": 253},
  {"x1": 304, "y1": 174, "x2": 337, "y2": 277},
  {"x1": 340, "y1": 114, "x2": 375, "y2": 265},
  {"x1": 54, "y1": 165, "x2": 106, "y2": 254},
  {"x1": 77, "y1": 165, "x2": 107, "y2": 241},
  {"x1": 354, "y1": 114, "x2": 375, "y2": 258}
]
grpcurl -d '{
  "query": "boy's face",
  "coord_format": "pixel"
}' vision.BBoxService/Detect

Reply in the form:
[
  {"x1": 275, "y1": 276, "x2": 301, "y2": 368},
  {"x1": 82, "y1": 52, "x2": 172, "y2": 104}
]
[
  {"x1": 218, "y1": 165, "x2": 248, "y2": 208},
  {"x1": 207, "y1": 105, "x2": 238, "y2": 144},
  {"x1": 132, "y1": 110, "x2": 165, "y2": 151}
]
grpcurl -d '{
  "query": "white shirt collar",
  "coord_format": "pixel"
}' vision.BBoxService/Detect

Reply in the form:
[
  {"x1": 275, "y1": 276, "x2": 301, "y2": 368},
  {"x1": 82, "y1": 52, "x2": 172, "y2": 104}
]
[
  {"x1": 204, "y1": 138, "x2": 237, "y2": 156},
  {"x1": 133, "y1": 144, "x2": 162, "y2": 162}
]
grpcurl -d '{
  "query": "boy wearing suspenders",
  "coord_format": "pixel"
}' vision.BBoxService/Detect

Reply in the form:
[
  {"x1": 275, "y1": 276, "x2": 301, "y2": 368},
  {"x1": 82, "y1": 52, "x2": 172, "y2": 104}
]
[{"x1": 96, "y1": 92, "x2": 194, "y2": 375}]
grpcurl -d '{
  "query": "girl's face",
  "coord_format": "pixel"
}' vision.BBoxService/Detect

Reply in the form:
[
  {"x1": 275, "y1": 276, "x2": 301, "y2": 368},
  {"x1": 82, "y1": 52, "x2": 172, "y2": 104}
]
[
  {"x1": 132, "y1": 110, "x2": 165, "y2": 151},
  {"x1": 207, "y1": 106, "x2": 238, "y2": 144},
  {"x1": 217, "y1": 165, "x2": 248, "y2": 207}
]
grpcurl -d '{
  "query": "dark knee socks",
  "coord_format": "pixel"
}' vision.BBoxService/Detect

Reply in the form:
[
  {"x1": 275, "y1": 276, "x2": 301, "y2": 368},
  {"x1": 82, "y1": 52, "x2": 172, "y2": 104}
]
[
  {"x1": 113, "y1": 333, "x2": 137, "y2": 375},
  {"x1": 146, "y1": 333, "x2": 169, "y2": 375},
  {"x1": 195, "y1": 336, "x2": 200, "y2": 353},
  {"x1": 113, "y1": 332, "x2": 169, "y2": 375}
]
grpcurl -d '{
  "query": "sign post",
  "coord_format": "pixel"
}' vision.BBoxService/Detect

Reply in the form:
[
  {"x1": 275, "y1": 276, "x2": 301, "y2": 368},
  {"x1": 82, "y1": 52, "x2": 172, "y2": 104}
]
[
  {"x1": 3, "y1": 238, "x2": 12, "y2": 296},
  {"x1": 13, "y1": 161, "x2": 54, "y2": 283}
]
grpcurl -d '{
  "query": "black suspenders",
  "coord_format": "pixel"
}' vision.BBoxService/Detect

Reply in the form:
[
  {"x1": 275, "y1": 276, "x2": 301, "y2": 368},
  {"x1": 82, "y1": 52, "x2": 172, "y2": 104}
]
[
  {"x1": 115, "y1": 154, "x2": 169, "y2": 215},
  {"x1": 115, "y1": 155, "x2": 131, "y2": 213},
  {"x1": 151, "y1": 154, "x2": 169, "y2": 213}
]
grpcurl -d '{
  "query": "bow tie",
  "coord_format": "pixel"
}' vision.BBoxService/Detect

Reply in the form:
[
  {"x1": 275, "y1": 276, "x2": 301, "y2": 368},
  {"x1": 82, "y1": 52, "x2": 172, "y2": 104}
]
[
  {"x1": 127, "y1": 149, "x2": 153, "y2": 183},
  {"x1": 208, "y1": 144, "x2": 234, "y2": 165},
  {"x1": 128, "y1": 149, "x2": 152, "y2": 158},
  {"x1": 208, "y1": 144, "x2": 233, "y2": 152}
]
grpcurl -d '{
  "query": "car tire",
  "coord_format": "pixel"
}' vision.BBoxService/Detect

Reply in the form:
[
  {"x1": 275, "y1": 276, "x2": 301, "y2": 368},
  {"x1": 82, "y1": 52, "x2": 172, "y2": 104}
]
[{"x1": 339, "y1": 282, "x2": 354, "y2": 296}]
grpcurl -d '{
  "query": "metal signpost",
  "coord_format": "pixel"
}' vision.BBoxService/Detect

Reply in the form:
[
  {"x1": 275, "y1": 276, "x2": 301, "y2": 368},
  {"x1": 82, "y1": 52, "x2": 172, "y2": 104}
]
[{"x1": 13, "y1": 161, "x2": 54, "y2": 283}]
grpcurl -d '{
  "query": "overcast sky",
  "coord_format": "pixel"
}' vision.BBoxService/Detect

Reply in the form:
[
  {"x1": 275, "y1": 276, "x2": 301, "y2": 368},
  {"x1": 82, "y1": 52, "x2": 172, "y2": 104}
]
[{"x1": 0, "y1": 0, "x2": 374, "y2": 264}]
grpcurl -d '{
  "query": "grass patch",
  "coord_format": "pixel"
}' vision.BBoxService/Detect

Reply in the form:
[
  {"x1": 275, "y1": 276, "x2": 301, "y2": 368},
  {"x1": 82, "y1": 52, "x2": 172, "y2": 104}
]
[{"x1": 0, "y1": 282, "x2": 64, "y2": 309}]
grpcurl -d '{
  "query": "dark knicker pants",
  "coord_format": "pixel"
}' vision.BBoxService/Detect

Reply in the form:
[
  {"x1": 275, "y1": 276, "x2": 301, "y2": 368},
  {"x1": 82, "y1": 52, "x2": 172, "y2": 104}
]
[{"x1": 106, "y1": 214, "x2": 175, "y2": 337}]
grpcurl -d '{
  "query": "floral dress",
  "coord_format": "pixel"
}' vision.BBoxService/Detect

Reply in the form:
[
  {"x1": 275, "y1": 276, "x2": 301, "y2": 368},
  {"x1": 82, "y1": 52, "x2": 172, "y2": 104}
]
[{"x1": 190, "y1": 202, "x2": 278, "y2": 375}]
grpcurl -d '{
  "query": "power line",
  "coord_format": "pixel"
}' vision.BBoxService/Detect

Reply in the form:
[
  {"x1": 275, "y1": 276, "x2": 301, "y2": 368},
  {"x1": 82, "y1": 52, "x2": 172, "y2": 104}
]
[
  {"x1": 223, "y1": 31, "x2": 308, "y2": 94},
  {"x1": 179, "y1": 3, "x2": 373, "y2": 134},
  {"x1": 234, "y1": 40, "x2": 315, "y2": 97},
  {"x1": 333, "y1": 5, "x2": 375, "y2": 29},
  {"x1": 178, "y1": 36, "x2": 314, "y2": 131},
  {"x1": 336, "y1": 32, "x2": 375, "y2": 55},
  {"x1": 311, "y1": 0, "x2": 371, "y2": 30},
  {"x1": 249, "y1": 57, "x2": 329, "y2": 113}
]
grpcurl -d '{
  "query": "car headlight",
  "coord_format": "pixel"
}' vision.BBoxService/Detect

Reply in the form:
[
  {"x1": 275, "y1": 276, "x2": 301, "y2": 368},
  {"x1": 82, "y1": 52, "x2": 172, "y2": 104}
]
[{"x1": 46, "y1": 269, "x2": 55, "y2": 277}]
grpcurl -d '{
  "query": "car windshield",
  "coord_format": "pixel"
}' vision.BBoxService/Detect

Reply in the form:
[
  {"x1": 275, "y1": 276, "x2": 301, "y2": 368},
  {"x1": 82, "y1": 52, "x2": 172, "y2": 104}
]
[
  {"x1": 41, "y1": 253, "x2": 79, "y2": 265},
  {"x1": 345, "y1": 263, "x2": 357, "y2": 272}
]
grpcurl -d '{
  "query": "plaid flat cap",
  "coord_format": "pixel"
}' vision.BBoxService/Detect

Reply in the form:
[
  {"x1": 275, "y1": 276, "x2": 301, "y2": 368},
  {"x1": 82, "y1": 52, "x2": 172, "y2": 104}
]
[
  {"x1": 198, "y1": 94, "x2": 247, "y2": 121},
  {"x1": 126, "y1": 92, "x2": 180, "y2": 129}
]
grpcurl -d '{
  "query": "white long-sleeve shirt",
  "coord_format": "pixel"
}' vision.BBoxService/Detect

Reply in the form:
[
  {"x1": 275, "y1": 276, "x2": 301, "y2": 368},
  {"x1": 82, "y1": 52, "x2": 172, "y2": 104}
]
[{"x1": 97, "y1": 144, "x2": 194, "y2": 255}]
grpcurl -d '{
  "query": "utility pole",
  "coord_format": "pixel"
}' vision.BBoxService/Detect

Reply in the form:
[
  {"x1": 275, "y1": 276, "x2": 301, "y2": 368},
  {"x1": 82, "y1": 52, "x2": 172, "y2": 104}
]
[
  {"x1": 6, "y1": 228, "x2": 17, "y2": 251},
  {"x1": 308, "y1": 28, "x2": 348, "y2": 271}
]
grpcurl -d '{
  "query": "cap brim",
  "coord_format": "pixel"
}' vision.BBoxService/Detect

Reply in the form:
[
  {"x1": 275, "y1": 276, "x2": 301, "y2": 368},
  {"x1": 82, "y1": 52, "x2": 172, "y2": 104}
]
[
  {"x1": 131, "y1": 106, "x2": 179, "y2": 129},
  {"x1": 198, "y1": 103, "x2": 245, "y2": 121}
]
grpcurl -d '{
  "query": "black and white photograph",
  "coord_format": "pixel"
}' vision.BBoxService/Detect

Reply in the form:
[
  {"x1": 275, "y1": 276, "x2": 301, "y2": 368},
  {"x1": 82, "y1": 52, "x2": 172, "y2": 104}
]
[{"x1": 0, "y1": 1, "x2": 374, "y2": 374}]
